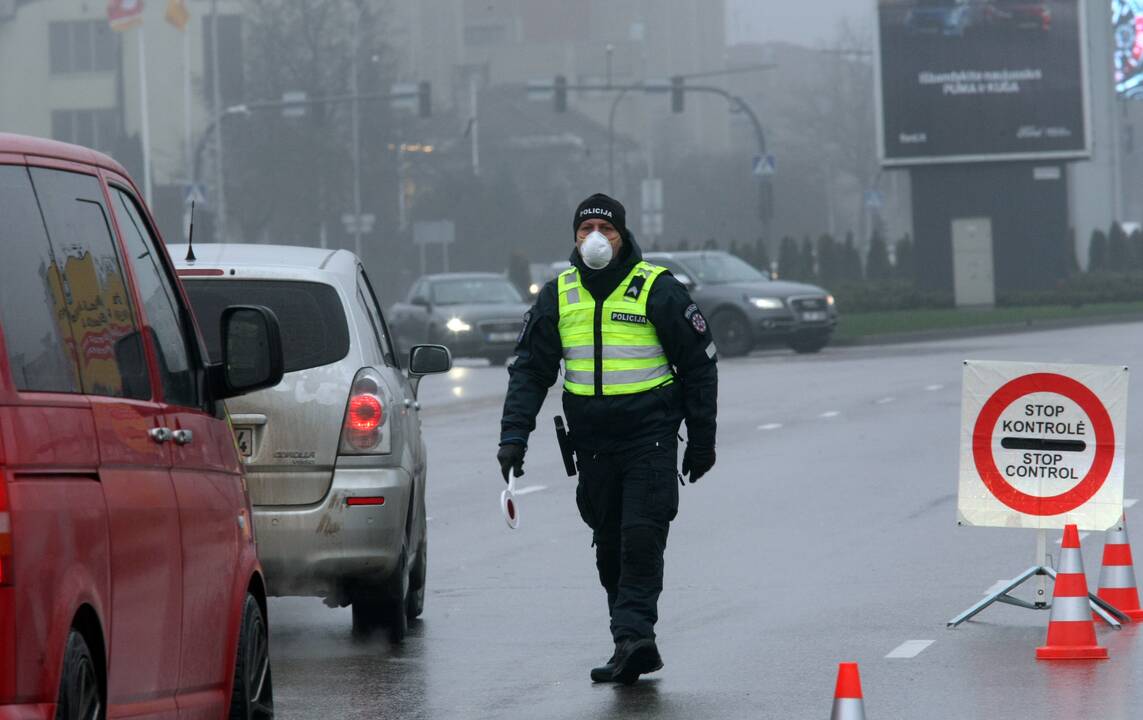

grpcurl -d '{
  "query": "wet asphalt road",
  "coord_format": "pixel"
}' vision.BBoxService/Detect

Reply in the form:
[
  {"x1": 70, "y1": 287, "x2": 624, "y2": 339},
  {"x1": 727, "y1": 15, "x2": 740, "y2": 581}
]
[{"x1": 268, "y1": 322, "x2": 1143, "y2": 719}]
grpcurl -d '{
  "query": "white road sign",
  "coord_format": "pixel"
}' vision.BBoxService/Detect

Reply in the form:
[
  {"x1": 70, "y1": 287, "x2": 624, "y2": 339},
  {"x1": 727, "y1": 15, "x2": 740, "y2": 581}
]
[
  {"x1": 753, "y1": 153, "x2": 776, "y2": 178},
  {"x1": 957, "y1": 361, "x2": 1128, "y2": 531}
]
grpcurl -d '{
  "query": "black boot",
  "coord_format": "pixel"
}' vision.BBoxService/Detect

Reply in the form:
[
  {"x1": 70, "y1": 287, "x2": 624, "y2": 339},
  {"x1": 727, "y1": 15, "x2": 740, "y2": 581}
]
[
  {"x1": 611, "y1": 638, "x2": 663, "y2": 685},
  {"x1": 590, "y1": 646, "x2": 620, "y2": 683}
]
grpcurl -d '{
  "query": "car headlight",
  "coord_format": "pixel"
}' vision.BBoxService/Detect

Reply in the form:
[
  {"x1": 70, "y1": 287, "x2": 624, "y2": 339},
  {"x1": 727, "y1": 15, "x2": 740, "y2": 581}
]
[
  {"x1": 529, "y1": 283, "x2": 540, "y2": 295},
  {"x1": 446, "y1": 317, "x2": 472, "y2": 333},
  {"x1": 748, "y1": 297, "x2": 784, "y2": 310},
  {"x1": 826, "y1": 295, "x2": 836, "y2": 307}
]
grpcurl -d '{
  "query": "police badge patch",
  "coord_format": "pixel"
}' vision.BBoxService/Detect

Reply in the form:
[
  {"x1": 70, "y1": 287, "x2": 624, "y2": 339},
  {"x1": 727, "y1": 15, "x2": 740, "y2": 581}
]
[
  {"x1": 684, "y1": 304, "x2": 707, "y2": 334},
  {"x1": 690, "y1": 311, "x2": 707, "y2": 334},
  {"x1": 517, "y1": 311, "x2": 531, "y2": 344}
]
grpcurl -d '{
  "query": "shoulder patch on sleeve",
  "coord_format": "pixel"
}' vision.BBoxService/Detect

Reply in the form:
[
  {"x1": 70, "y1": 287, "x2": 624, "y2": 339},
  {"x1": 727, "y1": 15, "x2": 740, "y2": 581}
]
[
  {"x1": 517, "y1": 311, "x2": 531, "y2": 344},
  {"x1": 684, "y1": 303, "x2": 699, "y2": 320},
  {"x1": 689, "y1": 307, "x2": 707, "y2": 334}
]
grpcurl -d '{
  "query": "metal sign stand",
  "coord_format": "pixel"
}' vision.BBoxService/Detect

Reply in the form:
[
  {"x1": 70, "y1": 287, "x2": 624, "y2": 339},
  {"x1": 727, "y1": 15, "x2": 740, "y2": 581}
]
[{"x1": 948, "y1": 529, "x2": 1128, "y2": 628}]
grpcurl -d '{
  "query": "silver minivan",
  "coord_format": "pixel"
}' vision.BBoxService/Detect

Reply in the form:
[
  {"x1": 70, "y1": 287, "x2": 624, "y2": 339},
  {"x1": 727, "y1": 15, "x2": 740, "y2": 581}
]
[{"x1": 172, "y1": 243, "x2": 450, "y2": 642}]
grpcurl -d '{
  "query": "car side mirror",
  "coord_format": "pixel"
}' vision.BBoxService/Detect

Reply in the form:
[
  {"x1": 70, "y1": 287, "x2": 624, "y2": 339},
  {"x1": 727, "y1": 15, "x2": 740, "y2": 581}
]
[
  {"x1": 411, "y1": 296, "x2": 431, "y2": 310},
  {"x1": 675, "y1": 273, "x2": 694, "y2": 289},
  {"x1": 407, "y1": 343, "x2": 452, "y2": 398},
  {"x1": 208, "y1": 305, "x2": 285, "y2": 400},
  {"x1": 409, "y1": 344, "x2": 452, "y2": 375}
]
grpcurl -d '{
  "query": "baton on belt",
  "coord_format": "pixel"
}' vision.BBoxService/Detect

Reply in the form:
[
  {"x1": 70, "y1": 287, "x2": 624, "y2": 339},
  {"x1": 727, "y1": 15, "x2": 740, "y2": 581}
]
[{"x1": 554, "y1": 416, "x2": 577, "y2": 477}]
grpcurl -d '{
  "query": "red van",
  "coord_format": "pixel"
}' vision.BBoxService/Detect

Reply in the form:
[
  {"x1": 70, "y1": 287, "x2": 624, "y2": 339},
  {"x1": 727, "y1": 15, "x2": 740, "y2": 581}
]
[{"x1": 0, "y1": 134, "x2": 284, "y2": 719}]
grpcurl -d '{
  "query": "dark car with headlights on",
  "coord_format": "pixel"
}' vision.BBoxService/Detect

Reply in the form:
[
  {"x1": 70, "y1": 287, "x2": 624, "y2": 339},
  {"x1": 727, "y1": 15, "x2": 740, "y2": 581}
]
[
  {"x1": 645, "y1": 251, "x2": 838, "y2": 356},
  {"x1": 389, "y1": 273, "x2": 530, "y2": 365}
]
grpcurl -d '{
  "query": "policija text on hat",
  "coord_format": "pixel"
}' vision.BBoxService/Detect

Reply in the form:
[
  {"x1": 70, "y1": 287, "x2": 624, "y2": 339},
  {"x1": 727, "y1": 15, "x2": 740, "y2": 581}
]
[{"x1": 497, "y1": 193, "x2": 718, "y2": 684}]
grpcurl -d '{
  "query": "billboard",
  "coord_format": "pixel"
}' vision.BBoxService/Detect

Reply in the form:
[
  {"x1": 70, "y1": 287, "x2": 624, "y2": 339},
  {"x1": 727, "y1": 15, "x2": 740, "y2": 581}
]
[
  {"x1": 876, "y1": 0, "x2": 1090, "y2": 166},
  {"x1": 1115, "y1": 1, "x2": 1143, "y2": 97}
]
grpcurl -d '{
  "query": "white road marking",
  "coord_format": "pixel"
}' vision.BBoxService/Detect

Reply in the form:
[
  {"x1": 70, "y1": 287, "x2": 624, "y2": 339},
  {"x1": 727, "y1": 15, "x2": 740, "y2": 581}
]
[
  {"x1": 885, "y1": 639, "x2": 934, "y2": 659},
  {"x1": 757, "y1": 423, "x2": 783, "y2": 431},
  {"x1": 820, "y1": 411, "x2": 841, "y2": 419},
  {"x1": 1126, "y1": 498, "x2": 1138, "y2": 509},
  {"x1": 925, "y1": 384, "x2": 944, "y2": 391},
  {"x1": 876, "y1": 397, "x2": 895, "y2": 405},
  {"x1": 515, "y1": 485, "x2": 548, "y2": 496}
]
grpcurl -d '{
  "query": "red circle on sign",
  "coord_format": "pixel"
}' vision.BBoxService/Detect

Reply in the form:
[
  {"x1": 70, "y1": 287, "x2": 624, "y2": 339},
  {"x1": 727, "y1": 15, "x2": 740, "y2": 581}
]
[{"x1": 972, "y1": 373, "x2": 1115, "y2": 516}]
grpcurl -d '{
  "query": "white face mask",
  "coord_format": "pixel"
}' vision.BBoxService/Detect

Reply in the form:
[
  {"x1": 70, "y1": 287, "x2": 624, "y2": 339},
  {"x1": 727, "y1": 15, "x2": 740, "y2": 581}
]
[{"x1": 579, "y1": 230, "x2": 614, "y2": 270}]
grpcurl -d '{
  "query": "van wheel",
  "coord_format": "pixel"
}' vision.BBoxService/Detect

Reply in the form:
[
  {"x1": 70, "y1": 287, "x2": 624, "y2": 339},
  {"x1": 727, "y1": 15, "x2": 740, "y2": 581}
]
[
  {"x1": 407, "y1": 538, "x2": 427, "y2": 621},
  {"x1": 350, "y1": 593, "x2": 385, "y2": 639},
  {"x1": 384, "y1": 548, "x2": 410, "y2": 643},
  {"x1": 56, "y1": 630, "x2": 102, "y2": 720},
  {"x1": 351, "y1": 550, "x2": 410, "y2": 643},
  {"x1": 229, "y1": 594, "x2": 273, "y2": 720}
]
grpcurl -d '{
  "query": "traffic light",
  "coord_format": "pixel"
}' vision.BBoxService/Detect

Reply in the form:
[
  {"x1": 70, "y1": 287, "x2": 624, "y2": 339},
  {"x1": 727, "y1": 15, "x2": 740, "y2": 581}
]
[
  {"x1": 671, "y1": 76, "x2": 684, "y2": 113},
  {"x1": 418, "y1": 81, "x2": 431, "y2": 118},
  {"x1": 554, "y1": 74, "x2": 567, "y2": 113}
]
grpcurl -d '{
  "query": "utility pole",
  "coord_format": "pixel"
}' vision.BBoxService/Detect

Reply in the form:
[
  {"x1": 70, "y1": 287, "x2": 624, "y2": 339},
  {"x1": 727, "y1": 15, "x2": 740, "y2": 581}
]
[
  {"x1": 469, "y1": 72, "x2": 480, "y2": 177},
  {"x1": 608, "y1": 87, "x2": 633, "y2": 195},
  {"x1": 350, "y1": 22, "x2": 363, "y2": 260},
  {"x1": 210, "y1": 0, "x2": 226, "y2": 243}
]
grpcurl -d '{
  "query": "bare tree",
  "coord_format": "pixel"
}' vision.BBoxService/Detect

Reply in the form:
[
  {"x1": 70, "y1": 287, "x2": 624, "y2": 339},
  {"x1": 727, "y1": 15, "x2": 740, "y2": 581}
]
[{"x1": 226, "y1": 0, "x2": 399, "y2": 250}]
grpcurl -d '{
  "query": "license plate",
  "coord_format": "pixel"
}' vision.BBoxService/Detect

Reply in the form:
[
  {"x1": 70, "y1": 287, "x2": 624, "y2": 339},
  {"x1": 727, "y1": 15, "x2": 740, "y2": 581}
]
[
  {"x1": 801, "y1": 311, "x2": 828, "y2": 322},
  {"x1": 234, "y1": 426, "x2": 255, "y2": 458},
  {"x1": 487, "y1": 332, "x2": 517, "y2": 342}
]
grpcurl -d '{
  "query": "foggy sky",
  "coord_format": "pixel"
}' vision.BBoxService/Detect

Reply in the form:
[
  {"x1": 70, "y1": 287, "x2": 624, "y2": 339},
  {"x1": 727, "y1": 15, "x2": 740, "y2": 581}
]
[{"x1": 727, "y1": 0, "x2": 873, "y2": 47}]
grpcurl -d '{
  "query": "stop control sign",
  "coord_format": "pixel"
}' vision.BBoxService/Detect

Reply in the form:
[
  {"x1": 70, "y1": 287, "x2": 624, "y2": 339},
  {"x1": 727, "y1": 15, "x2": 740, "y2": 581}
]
[{"x1": 958, "y1": 361, "x2": 1128, "y2": 531}]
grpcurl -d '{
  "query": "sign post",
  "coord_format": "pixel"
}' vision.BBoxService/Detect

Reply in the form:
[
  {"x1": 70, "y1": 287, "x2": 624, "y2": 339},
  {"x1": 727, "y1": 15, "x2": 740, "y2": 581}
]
[{"x1": 948, "y1": 360, "x2": 1131, "y2": 627}]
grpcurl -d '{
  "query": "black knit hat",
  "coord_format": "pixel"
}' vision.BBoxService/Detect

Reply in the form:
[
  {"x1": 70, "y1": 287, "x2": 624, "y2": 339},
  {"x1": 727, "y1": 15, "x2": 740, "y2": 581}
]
[{"x1": 573, "y1": 193, "x2": 627, "y2": 240}]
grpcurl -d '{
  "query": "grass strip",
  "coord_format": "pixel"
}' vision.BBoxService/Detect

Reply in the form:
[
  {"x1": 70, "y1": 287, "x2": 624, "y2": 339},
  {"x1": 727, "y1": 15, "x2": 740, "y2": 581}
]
[{"x1": 835, "y1": 301, "x2": 1143, "y2": 342}]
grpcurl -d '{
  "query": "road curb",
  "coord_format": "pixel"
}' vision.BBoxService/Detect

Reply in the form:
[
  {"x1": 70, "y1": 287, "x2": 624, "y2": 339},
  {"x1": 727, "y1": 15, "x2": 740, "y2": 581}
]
[{"x1": 833, "y1": 312, "x2": 1143, "y2": 348}]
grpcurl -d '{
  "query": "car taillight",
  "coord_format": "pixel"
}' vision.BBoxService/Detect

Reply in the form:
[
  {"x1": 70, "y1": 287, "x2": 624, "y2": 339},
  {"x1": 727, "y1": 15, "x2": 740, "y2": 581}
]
[
  {"x1": 348, "y1": 394, "x2": 383, "y2": 434},
  {"x1": 339, "y1": 371, "x2": 392, "y2": 454},
  {"x1": 0, "y1": 481, "x2": 10, "y2": 586}
]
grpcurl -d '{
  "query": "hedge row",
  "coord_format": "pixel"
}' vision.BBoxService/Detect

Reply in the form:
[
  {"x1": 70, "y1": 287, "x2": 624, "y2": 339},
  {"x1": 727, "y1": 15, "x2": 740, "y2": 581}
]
[{"x1": 834, "y1": 273, "x2": 1143, "y2": 314}]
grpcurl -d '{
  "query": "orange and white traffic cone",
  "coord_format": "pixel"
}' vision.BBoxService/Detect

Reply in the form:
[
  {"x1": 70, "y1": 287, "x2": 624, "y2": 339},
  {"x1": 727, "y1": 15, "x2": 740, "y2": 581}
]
[
  {"x1": 1095, "y1": 514, "x2": 1143, "y2": 622},
  {"x1": 829, "y1": 662, "x2": 865, "y2": 720},
  {"x1": 1036, "y1": 524, "x2": 1108, "y2": 660}
]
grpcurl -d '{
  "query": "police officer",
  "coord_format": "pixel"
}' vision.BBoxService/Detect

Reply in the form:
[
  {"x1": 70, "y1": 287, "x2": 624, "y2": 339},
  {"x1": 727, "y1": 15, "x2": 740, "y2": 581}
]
[{"x1": 497, "y1": 193, "x2": 718, "y2": 684}]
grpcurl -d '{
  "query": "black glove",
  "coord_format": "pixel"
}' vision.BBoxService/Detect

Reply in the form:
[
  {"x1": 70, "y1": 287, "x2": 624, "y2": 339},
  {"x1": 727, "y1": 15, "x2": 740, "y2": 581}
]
[
  {"x1": 497, "y1": 443, "x2": 526, "y2": 483},
  {"x1": 682, "y1": 445, "x2": 715, "y2": 483}
]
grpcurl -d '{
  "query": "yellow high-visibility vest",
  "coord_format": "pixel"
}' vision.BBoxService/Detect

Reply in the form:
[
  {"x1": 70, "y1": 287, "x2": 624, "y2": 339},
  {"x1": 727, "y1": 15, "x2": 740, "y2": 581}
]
[{"x1": 557, "y1": 261, "x2": 672, "y2": 396}]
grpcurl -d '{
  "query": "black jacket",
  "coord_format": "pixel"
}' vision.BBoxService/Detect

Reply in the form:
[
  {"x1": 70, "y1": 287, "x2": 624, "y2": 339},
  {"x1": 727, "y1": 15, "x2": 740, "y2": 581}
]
[{"x1": 500, "y1": 234, "x2": 718, "y2": 453}]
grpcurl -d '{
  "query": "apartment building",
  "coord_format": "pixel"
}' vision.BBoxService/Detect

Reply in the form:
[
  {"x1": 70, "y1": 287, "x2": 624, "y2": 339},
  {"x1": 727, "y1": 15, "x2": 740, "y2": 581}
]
[{"x1": 0, "y1": 0, "x2": 241, "y2": 238}]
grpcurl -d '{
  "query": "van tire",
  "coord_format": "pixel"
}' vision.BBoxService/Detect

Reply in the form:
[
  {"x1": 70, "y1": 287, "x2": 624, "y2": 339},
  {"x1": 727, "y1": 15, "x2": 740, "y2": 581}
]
[
  {"x1": 350, "y1": 595, "x2": 384, "y2": 639},
  {"x1": 56, "y1": 630, "x2": 102, "y2": 720},
  {"x1": 228, "y1": 594, "x2": 274, "y2": 719},
  {"x1": 384, "y1": 548, "x2": 410, "y2": 643},
  {"x1": 406, "y1": 538, "x2": 427, "y2": 621},
  {"x1": 351, "y1": 550, "x2": 411, "y2": 643}
]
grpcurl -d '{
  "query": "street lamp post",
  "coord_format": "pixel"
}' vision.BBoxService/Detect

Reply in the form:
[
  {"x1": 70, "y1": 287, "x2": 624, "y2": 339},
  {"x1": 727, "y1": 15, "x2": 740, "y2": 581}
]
[
  {"x1": 210, "y1": 0, "x2": 226, "y2": 243},
  {"x1": 607, "y1": 87, "x2": 633, "y2": 195},
  {"x1": 350, "y1": 23, "x2": 363, "y2": 261},
  {"x1": 605, "y1": 44, "x2": 614, "y2": 89}
]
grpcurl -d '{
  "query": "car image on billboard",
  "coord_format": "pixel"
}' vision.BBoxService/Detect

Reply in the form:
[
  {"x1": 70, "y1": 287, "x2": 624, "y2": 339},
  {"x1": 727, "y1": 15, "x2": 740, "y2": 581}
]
[{"x1": 877, "y1": 0, "x2": 1088, "y2": 165}]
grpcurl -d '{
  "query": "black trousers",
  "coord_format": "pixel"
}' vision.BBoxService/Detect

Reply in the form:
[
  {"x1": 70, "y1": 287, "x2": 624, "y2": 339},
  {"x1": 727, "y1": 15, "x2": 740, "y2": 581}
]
[{"x1": 574, "y1": 438, "x2": 679, "y2": 642}]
